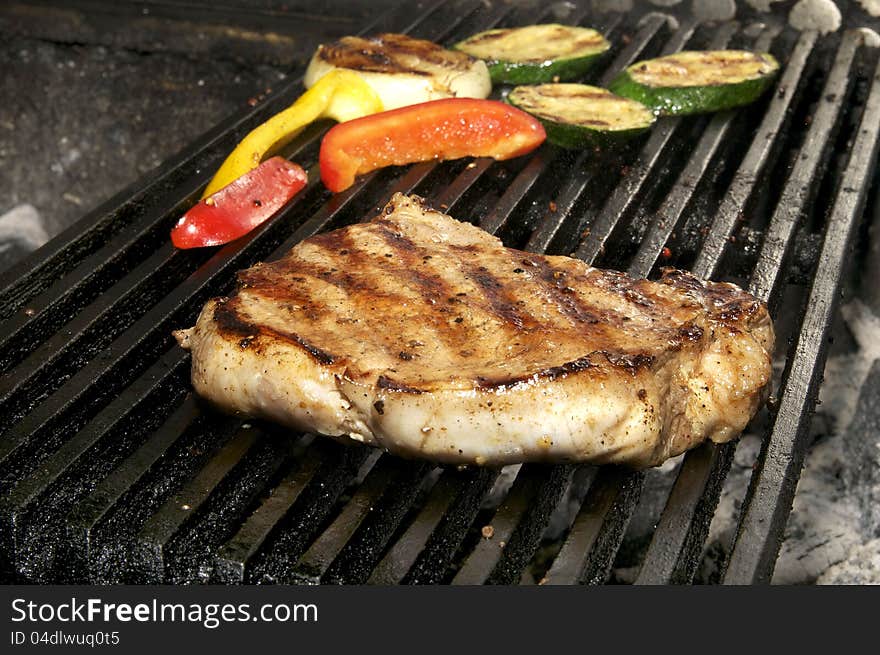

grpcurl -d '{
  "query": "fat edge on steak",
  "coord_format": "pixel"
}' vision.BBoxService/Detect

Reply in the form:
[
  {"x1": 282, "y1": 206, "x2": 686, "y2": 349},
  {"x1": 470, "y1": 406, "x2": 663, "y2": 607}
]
[{"x1": 175, "y1": 194, "x2": 774, "y2": 469}]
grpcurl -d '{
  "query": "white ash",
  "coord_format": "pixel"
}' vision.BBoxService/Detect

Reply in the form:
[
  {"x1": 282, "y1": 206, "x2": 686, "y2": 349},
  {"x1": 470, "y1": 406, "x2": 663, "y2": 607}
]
[
  {"x1": 789, "y1": 0, "x2": 842, "y2": 34},
  {"x1": 858, "y1": 0, "x2": 880, "y2": 18},
  {"x1": 746, "y1": 0, "x2": 787, "y2": 11},
  {"x1": 0, "y1": 203, "x2": 48, "y2": 253},
  {"x1": 817, "y1": 300, "x2": 880, "y2": 431},
  {"x1": 548, "y1": 2, "x2": 587, "y2": 21},
  {"x1": 744, "y1": 22, "x2": 770, "y2": 37},
  {"x1": 482, "y1": 464, "x2": 521, "y2": 510},
  {"x1": 639, "y1": 11, "x2": 681, "y2": 31},
  {"x1": 692, "y1": 0, "x2": 737, "y2": 22},
  {"x1": 817, "y1": 539, "x2": 880, "y2": 584},
  {"x1": 855, "y1": 27, "x2": 880, "y2": 47},
  {"x1": 772, "y1": 432, "x2": 866, "y2": 584},
  {"x1": 591, "y1": 0, "x2": 634, "y2": 13}
]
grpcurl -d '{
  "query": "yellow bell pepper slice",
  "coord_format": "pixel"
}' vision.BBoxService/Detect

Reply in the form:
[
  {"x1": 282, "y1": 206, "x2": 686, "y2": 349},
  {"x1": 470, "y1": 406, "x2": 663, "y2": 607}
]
[{"x1": 202, "y1": 69, "x2": 383, "y2": 198}]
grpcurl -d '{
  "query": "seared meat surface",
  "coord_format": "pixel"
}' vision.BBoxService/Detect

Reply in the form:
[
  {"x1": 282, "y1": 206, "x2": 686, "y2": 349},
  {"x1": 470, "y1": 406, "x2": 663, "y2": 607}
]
[{"x1": 176, "y1": 194, "x2": 774, "y2": 468}]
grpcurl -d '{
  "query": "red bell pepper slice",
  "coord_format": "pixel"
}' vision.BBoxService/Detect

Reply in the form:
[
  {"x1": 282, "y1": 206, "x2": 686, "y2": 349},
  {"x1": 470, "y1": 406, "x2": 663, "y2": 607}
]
[
  {"x1": 319, "y1": 98, "x2": 546, "y2": 193},
  {"x1": 171, "y1": 157, "x2": 307, "y2": 249}
]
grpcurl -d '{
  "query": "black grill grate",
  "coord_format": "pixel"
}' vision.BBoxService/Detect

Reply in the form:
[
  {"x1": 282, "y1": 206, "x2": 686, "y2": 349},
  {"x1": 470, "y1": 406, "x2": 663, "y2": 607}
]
[{"x1": 2, "y1": 0, "x2": 879, "y2": 585}]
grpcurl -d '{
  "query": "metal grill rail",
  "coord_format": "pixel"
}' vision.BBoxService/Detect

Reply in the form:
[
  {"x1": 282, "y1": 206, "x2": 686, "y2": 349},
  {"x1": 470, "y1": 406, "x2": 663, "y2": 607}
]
[{"x1": 1, "y1": 0, "x2": 877, "y2": 585}]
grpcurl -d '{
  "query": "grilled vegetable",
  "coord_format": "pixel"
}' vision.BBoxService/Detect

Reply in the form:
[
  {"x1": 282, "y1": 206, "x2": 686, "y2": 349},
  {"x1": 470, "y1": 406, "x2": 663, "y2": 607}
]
[
  {"x1": 202, "y1": 70, "x2": 382, "y2": 198},
  {"x1": 507, "y1": 84, "x2": 655, "y2": 148},
  {"x1": 609, "y1": 50, "x2": 780, "y2": 116},
  {"x1": 319, "y1": 98, "x2": 545, "y2": 193},
  {"x1": 454, "y1": 24, "x2": 610, "y2": 84},
  {"x1": 172, "y1": 157, "x2": 307, "y2": 249},
  {"x1": 304, "y1": 33, "x2": 491, "y2": 110}
]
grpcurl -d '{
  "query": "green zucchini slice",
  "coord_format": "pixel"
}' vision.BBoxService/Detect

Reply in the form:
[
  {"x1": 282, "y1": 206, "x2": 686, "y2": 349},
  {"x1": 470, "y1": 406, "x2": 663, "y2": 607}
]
[
  {"x1": 609, "y1": 50, "x2": 780, "y2": 116},
  {"x1": 454, "y1": 24, "x2": 610, "y2": 84},
  {"x1": 506, "y1": 84, "x2": 655, "y2": 149}
]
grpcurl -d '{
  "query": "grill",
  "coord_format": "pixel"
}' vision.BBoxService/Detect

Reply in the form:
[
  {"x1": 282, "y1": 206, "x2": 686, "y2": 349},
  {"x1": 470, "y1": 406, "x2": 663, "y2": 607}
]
[{"x1": 2, "y1": 0, "x2": 879, "y2": 585}]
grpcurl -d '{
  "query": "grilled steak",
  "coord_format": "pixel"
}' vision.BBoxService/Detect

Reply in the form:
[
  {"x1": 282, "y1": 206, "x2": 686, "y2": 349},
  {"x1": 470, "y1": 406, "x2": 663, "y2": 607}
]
[{"x1": 175, "y1": 193, "x2": 774, "y2": 468}]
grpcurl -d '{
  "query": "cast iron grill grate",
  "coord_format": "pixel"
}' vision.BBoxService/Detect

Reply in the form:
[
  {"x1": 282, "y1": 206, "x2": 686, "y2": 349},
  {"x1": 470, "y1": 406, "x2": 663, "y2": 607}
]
[{"x1": 1, "y1": 0, "x2": 879, "y2": 585}]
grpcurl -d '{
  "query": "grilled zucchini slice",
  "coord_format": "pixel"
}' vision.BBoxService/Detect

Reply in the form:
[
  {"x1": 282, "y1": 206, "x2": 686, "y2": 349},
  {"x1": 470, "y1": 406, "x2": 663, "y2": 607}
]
[
  {"x1": 609, "y1": 50, "x2": 780, "y2": 116},
  {"x1": 454, "y1": 24, "x2": 610, "y2": 84},
  {"x1": 506, "y1": 84, "x2": 655, "y2": 149}
]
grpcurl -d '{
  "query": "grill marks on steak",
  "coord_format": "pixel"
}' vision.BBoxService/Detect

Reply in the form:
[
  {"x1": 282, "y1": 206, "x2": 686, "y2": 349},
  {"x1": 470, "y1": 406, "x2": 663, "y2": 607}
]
[
  {"x1": 177, "y1": 193, "x2": 774, "y2": 467},
  {"x1": 216, "y1": 223, "x2": 752, "y2": 389}
]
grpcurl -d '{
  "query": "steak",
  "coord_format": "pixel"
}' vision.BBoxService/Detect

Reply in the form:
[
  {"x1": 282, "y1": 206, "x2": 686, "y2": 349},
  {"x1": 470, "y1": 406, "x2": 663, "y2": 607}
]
[{"x1": 175, "y1": 193, "x2": 774, "y2": 468}]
